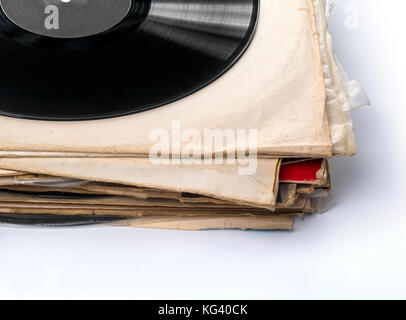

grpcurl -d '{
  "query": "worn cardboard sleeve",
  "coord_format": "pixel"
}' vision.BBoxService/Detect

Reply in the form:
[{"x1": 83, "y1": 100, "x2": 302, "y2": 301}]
[
  {"x1": 0, "y1": 0, "x2": 359, "y2": 160},
  {"x1": 0, "y1": 157, "x2": 281, "y2": 208}
]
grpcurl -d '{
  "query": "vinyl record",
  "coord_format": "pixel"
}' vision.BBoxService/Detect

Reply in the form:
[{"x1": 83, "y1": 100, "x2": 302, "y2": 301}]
[{"x1": 0, "y1": 0, "x2": 259, "y2": 120}]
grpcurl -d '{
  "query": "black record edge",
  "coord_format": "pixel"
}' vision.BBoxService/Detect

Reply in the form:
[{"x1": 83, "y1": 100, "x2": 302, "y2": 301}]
[
  {"x1": 0, "y1": 213, "x2": 130, "y2": 227},
  {"x1": 0, "y1": 0, "x2": 260, "y2": 121}
]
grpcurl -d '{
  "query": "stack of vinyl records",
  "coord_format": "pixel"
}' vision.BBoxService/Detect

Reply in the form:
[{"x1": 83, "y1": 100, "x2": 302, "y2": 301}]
[{"x1": 0, "y1": 0, "x2": 367, "y2": 230}]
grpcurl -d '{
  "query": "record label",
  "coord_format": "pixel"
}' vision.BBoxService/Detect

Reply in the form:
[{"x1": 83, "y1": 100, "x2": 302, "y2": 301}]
[{"x1": 0, "y1": 0, "x2": 132, "y2": 38}]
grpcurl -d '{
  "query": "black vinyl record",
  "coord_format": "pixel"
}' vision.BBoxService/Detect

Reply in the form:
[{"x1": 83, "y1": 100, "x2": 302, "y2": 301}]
[{"x1": 0, "y1": 0, "x2": 259, "y2": 120}]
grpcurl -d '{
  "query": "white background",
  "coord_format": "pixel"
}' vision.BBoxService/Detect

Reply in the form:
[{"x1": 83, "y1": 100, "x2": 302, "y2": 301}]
[{"x1": 1, "y1": 0, "x2": 406, "y2": 299}]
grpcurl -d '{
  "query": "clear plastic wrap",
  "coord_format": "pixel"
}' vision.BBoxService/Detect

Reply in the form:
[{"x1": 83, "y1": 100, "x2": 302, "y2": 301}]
[
  {"x1": 318, "y1": 0, "x2": 370, "y2": 156},
  {"x1": 311, "y1": 0, "x2": 369, "y2": 213}
]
